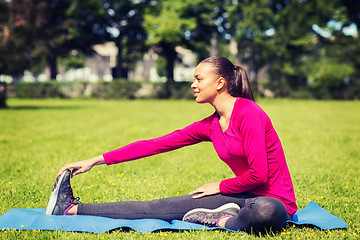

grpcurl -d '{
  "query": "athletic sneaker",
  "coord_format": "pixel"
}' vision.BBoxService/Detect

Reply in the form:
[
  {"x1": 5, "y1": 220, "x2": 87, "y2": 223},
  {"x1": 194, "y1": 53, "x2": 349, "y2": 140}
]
[
  {"x1": 182, "y1": 203, "x2": 240, "y2": 227},
  {"x1": 45, "y1": 169, "x2": 80, "y2": 215}
]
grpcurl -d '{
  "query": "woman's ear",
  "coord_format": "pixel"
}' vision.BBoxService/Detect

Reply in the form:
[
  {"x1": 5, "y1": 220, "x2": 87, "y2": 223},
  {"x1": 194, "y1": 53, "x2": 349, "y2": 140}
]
[{"x1": 216, "y1": 77, "x2": 226, "y2": 91}]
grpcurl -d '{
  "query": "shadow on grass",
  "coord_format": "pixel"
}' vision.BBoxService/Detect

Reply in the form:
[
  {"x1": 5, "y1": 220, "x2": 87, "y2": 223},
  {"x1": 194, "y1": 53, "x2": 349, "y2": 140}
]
[{"x1": 0, "y1": 105, "x2": 85, "y2": 110}]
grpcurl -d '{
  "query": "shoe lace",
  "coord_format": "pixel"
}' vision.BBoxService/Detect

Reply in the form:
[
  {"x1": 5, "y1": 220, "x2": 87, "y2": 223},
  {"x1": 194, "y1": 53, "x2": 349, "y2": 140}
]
[
  {"x1": 71, "y1": 196, "x2": 81, "y2": 204},
  {"x1": 67, "y1": 185, "x2": 81, "y2": 205}
]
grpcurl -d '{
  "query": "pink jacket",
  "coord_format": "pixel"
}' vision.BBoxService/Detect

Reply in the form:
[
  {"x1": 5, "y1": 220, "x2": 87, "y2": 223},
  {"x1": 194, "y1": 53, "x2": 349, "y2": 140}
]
[{"x1": 103, "y1": 98, "x2": 297, "y2": 215}]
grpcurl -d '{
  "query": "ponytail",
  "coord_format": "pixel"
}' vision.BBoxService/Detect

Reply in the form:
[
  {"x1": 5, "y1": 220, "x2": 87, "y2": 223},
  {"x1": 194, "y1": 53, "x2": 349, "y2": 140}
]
[
  {"x1": 232, "y1": 65, "x2": 254, "y2": 101},
  {"x1": 201, "y1": 56, "x2": 254, "y2": 101}
]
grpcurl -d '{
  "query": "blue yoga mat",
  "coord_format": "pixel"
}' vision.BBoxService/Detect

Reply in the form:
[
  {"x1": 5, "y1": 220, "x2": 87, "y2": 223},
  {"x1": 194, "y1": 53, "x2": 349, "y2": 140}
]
[{"x1": 0, "y1": 201, "x2": 347, "y2": 233}]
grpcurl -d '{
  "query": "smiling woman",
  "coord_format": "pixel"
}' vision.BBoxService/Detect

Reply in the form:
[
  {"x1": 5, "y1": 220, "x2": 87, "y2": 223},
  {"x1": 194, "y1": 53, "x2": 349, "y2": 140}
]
[{"x1": 44, "y1": 56, "x2": 297, "y2": 233}]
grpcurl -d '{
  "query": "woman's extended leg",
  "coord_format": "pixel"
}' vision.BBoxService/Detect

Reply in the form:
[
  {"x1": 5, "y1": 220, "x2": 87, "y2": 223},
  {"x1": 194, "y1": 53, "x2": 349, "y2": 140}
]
[
  {"x1": 46, "y1": 170, "x2": 290, "y2": 232},
  {"x1": 46, "y1": 169, "x2": 253, "y2": 218},
  {"x1": 77, "y1": 192, "x2": 259, "y2": 222}
]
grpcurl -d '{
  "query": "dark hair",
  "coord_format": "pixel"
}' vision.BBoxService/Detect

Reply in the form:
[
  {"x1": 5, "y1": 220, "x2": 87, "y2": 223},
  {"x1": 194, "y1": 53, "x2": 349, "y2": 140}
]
[{"x1": 200, "y1": 56, "x2": 254, "y2": 101}]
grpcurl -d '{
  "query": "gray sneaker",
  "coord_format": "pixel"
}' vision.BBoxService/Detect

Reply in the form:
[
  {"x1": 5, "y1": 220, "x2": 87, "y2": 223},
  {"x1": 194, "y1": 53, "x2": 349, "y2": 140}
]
[
  {"x1": 45, "y1": 170, "x2": 80, "y2": 215},
  {"x1": 182, "y1": 203, "x2": 240, "y2": 227}
]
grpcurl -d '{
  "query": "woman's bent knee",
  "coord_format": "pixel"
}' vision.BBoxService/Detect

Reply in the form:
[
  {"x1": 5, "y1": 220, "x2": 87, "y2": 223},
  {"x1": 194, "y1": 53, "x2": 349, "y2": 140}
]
[
  {"x1": 226, "y1": 196, "x2": 289, "y2": 232},
  {"x1": 251, "y1": 197, "x2": 288, "y2": 230}
]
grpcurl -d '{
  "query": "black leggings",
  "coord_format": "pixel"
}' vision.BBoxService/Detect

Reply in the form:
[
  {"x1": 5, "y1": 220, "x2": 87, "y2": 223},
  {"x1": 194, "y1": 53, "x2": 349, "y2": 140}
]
[{"x1": 77, "y1": 192, "x2": 291, "y2": 232}]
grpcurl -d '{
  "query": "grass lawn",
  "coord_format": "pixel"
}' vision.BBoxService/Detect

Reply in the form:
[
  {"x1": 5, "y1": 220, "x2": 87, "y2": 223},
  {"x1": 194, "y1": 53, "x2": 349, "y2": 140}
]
[{"x1": 0, "y1": 98, "x2": 359, "y2": 239}]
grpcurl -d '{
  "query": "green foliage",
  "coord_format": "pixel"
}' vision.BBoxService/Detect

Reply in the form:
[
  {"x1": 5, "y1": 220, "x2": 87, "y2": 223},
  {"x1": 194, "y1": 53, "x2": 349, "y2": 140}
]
[
  {"x1": 228, "y1": 0, "x2": 277, "y2": 92},
  {"x1": 12, "y1": 81, "x2": 142, "y2": 99},
  {"x1": 58, "y1": 51, "x2": 86, "y2": 71},
  {"x1": 226, "y1": 0, "x2": 360, "y2": 99},
  {"x1": 0, "y1": 1, "x2": 37, "y2": 76},
  {"x1": 0, "y1": 0, "x2": 107, "y2": 78},
  {"x1": 307, "y1": 58, "x2": 353, "y2": 88},
  {"x1": 155, "y1": 82, "x2": 194, "y2": 99},
  {"x1": 143, "y1": 0, "x2": 220, "y2": 84},
  {"x1": 0, "y1": 98, "x2": 359, "y2": 239},
  {"x1": 1, "y1": 0, "x2": 360, "y2": 99},
  {"x1": 91, "y1": 81, "x2": 141, "y2": 99},
  {"x1": 13, "y1": 82, "x2": 64, "y2": 98},
  {"x1": 267, "y1": 0, "x2": 359, "y2": 98},
  {"x1": 102, "y1": 0, "x2": 149, "y2": 78},
  {"x1": 143, "y1": 0, "x2": 195, "y2": 83},
  {"x1": 169, "y1": 82, "x2": 195, "y2": 99},
  {"x1": 144, "y1": 1, "x2": 196, "y2": 45},
  {"x1": 155, "y1": 56, "x2": 167, "y2": 78}
]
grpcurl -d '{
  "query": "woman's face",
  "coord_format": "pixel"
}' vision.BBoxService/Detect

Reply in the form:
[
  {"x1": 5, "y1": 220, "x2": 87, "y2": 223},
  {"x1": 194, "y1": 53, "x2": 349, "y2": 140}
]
[{"x1": 191, "y1": 62, "x2": 220, "y2": 104}]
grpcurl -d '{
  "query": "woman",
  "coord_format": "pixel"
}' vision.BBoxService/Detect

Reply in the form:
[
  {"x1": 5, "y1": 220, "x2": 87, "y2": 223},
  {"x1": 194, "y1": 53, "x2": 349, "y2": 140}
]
[{"x1": 45, "y1": 56, "x2": 297, "y2": 232}]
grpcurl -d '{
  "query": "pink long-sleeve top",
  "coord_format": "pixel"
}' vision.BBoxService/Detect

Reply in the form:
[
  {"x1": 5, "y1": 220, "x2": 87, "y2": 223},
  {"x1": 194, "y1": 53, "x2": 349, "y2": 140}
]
[{"x1": 103, "y1": 98, "x2": 298, "y2": 215}]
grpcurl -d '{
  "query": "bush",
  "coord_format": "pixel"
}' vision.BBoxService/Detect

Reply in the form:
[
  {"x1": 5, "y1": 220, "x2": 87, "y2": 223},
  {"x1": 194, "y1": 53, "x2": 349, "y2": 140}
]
[
  {"x1": 10, "y1": 80, "x2": 197, "y2": 100},
  {"x1": 12, "y1": 81, "x2": 142, "y2": 99},
  {"x1": 170, "y1": 82, "x2": 194, "y2": 99},
  {"x1": 91, "y1": 80, "x2": 141, "y2": 99},
  {"x1": 13, "y1": 82, "x2": 64, "y2": 98},
  {"x1": 154, "y1": 82, "x2": 194, "y2": 99}
]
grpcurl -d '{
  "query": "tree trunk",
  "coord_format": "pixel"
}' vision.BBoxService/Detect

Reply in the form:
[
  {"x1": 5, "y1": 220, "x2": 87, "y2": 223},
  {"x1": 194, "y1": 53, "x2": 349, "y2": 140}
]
[
  {"x1": 253, "y1": 66, "x2": 259, "y2": 94},
  {"x1": 210, "y1": 32, "x2": 217, "y2": 56},
  {"x1": 122, "y1": 67, "x2": 128, "y2": 79},
  {"x1": 165, "y1": 53, "x2": 175, "y2": 83},
  {"x1": 47, "y1": 55, "x2": 58, "y2": 80},
  {"x1": 0, "y1": 82, "x2": 7, "y2": 108},
  {"x1": 113, "y1": 39, "x2": 123, "y2": 79},
  {"x1": 162, "y1": 42, "x2": 177, "y2": 98}
]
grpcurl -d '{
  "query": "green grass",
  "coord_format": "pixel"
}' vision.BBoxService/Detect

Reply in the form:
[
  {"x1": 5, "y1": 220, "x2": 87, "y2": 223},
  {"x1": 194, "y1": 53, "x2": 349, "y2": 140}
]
[{"x1": 0, "y1": 98, "x2": 359, "y2": 239}]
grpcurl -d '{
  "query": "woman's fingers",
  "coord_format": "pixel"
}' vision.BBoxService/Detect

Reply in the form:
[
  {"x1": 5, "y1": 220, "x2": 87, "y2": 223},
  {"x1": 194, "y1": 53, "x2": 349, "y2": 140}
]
[
  {"x1": 58, "y1": 165, "x2": 72, "y2": 176},
  {"x1": 192, "y1": 192, "x2": 207, "y2": 199},
  {"x1": 71, "y1": 168, "x2": 83, "y2": 177},
  {"x1": 56, "y1": 157, "x2": 102, "y2": 178},
  {"x1": 188, "y1": 187, "x2": 204, "y2": 195},
  {"x1": 191, "y1": 189, "x2": 217, "y2": 199},
  {"x1": 58, "y1": 163, "x2": 81, "y2": 177},
  {"x1": 189, "y1": 182, "x2": 221, "y2": 199},
  {"x1": 57, "y1": 160, "x2": 93, "y2": 177}
]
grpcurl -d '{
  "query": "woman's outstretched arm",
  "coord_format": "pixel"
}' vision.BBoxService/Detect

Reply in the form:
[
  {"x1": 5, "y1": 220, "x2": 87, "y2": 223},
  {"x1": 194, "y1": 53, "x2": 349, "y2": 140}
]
[
  {"x1": 103, "y1": 116, "x2": 212, "y2": 165},
  {"x1": 58, "y1": 115, "x2": 213, "y2": 177}
]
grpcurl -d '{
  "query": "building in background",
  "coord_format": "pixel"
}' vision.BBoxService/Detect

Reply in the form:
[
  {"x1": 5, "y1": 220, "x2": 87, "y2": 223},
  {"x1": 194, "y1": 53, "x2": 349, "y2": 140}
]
[{"x1": 0, "y1": 42, "x2": 197, "y2": 83}]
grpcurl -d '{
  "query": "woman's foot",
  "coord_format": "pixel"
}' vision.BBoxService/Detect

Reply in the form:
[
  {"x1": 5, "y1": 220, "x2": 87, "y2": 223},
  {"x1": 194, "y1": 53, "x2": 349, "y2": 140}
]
[
  {"x1": 45, "y1": 169, "x2": 80, "y2": 215},
  {"x1": 182, "y1": 203, "x2": 240, "y2": 228}
]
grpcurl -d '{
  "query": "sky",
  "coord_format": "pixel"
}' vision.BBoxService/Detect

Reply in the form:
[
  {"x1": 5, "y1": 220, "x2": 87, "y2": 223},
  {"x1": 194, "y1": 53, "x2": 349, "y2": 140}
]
[{"x1": 312, "y1": 21, "x2": 358, "y2": 38}]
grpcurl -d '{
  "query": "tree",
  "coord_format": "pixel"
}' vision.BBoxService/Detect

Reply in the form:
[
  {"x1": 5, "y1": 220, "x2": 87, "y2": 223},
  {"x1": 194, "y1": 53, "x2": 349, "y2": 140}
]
[
  {"x1": 225, "y1": 0, "x2": 360, "y2": 99},
  {"x1": 0, "y1": 0, "x2": 107, "y2": 80},
  {"x1": 184, "y1": 0, "x2": 228, "y2": 61},
  {"x1": 144, "y1": 0, "x2": 222, "y2": 96},
  {"x1": 101, "y1": 0, "x2": 149, "y2": 79},
  {"x1": 0, "y1": 0, "x2": 32, "y2": 108},
  {"x1": 228, "y1": 0, "x2": 276, "y2": 93},
  {"x1": 0, "y1": 0, "x2": 38, "y2": 77},
  {"x1": 341, "y1": 0, "x2": 360, "y2": 98},
  {"x1": 0, "y1": 81, "x2": 6, "y2": 108},
  {"x1": 265, "y1": 0, "x2": 360, "y2": 98},
  {"x1": 305, "y1": 13, "x2": 358, "y2": 98},
  {"x1": 271, "y1": 0, "x2": 359, "y2": 99},
  {"x1": 35, "y1": 0, "x2": 107, "y2": 79},
  {"x1": 144, "y1": 0, "x2": 195, "y2": 83}
]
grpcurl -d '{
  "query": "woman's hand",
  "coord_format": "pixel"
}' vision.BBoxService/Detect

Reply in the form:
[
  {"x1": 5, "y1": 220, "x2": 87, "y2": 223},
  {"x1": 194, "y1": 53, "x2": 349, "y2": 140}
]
[
  {"x1": 189, "y1": 182, "x2": 221, "y2": 199},
  {"x1": 58, "y1": 155, "x2": 105, "y2": 178}
]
